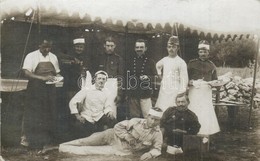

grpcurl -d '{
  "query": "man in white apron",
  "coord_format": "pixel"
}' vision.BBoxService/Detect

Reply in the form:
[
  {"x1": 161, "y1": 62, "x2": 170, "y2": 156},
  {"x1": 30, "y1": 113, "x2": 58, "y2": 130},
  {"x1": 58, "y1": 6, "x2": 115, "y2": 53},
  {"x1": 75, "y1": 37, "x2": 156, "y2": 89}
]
[
  {"x1": 187, "y1": 40, "x2": 220, "y2": 136},
  {"x1": 22, "y1": 38, "x2": 61, "y2": 150},
  {"x1": 155, "y1": 36, "x2": 188, "y2": 111}
]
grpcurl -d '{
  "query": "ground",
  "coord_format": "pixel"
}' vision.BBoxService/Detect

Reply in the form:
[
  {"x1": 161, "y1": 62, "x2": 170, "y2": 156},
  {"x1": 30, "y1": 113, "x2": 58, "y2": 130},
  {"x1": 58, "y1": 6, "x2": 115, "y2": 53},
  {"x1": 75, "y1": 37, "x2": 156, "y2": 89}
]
[{"x1": 2, "y1": 106, "x2": 260, "y2": 161}]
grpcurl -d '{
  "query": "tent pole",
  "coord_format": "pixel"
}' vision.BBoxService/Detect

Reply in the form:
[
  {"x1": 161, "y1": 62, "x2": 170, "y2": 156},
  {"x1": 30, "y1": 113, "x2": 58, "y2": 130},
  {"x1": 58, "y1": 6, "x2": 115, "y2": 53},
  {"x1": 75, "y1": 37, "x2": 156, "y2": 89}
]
[
  {"x1": 37, "y1": 3, "x2": 41, "y2": 38},
  {"x1": 248, "y1": 35, "x2": 259, "y2": 129}
]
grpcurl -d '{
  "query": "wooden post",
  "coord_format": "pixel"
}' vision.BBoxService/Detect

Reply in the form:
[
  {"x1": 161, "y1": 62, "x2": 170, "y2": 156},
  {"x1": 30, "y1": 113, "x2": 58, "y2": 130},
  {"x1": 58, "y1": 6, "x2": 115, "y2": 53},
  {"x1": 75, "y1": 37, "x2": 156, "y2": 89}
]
[{"x1": 248, "y1": 35, "x2": 259, "y2": 129}]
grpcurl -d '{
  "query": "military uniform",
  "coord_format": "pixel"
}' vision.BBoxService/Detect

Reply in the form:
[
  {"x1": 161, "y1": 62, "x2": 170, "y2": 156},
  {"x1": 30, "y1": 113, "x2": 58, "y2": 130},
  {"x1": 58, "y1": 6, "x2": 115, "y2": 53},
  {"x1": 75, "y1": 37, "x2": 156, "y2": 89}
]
[
  {"x1": 188, "y1": 58, "x2": 217, "y2": 81},
  {"x1": 94, "y1": 52, "x2": 123, "y2": 78},
  {"x1": 126, "y1": 55, "x2": 157, "y2": 118},
  {"x1": 187, "y1": 58, "x2": 220, "y2": 135},
  {"x1": 160, "y1": 107, "x2": 201, "y2": 147},
  {"x1": 59, "y1": 51, "x2": 90, "y2": 98}
]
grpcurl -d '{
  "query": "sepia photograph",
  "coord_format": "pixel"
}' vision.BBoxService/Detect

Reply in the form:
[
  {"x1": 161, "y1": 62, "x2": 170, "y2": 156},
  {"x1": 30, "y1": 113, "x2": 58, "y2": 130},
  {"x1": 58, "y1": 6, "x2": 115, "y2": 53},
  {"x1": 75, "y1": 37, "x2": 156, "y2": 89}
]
[{"x1": 0, "y1": 0, "x2": 260, "y2": 160}]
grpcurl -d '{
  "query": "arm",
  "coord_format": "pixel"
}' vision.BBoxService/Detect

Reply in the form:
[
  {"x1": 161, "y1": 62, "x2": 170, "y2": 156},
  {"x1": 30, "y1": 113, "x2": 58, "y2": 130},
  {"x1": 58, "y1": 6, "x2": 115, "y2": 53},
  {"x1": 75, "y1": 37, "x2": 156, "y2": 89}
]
[
  {"x1": 186, "y1": 112, "x2": 201, "y2": 135},
  {"x1": 212, "y1": 65, "x2": 218, "y2": 80},
  {"x1": 23, "y1": 69, "x2": 54, "y2": 81},
  {"x1": 103, "y1": 92, "x2": 113, "y2": 118},
  {"x1": 179, "y1": 61, "x2": 189, "y2": 92},
  {"x1": 140, "y1": 131, "x2": 163, "y2": 160},
  {"x1": 156, "y1": 58, "x2": 164, "y2": 76},
  {"x1": 187, "y1": 61, "x2": 194, "y2": 86},
  {"x1": 53, "y1": 55, "x2": 61, "y2": 74},
  {"x1": 69, "y1": 89, "x2": 87, "y2": 114},
  {"x1": 114, "y1": 119, "x2": 137, "y2": 143}
]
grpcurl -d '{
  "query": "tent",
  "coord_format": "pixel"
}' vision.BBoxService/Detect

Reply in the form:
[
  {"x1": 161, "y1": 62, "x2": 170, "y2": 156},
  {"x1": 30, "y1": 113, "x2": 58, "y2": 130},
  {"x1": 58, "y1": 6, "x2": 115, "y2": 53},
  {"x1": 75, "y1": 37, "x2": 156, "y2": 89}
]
[{"x1": 0, "y1": 0, "x2": 260, "y2": 147}]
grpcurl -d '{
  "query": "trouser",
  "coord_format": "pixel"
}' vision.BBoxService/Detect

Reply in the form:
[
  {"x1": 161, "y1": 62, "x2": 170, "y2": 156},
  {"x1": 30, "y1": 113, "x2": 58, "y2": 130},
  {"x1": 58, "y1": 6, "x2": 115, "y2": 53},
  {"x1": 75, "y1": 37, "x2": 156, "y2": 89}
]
[
  {"x1": 59, "y1": 129, "x2": 132, "y2": 156},
  {"x1": 70, "y1": 115, "x2": 117, "y2": 140},
  {"x1": 128, "y1": 97, "x2": 152, "y2": 118},
  {"x1": 165, "y1": 131, "x2": 184, "y2": 147}
]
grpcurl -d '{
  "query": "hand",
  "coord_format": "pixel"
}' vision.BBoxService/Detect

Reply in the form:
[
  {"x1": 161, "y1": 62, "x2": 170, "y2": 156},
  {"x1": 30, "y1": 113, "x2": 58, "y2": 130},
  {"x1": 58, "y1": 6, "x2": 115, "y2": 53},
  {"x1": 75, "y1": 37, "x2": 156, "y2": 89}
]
[
  {"x1": 140, "y1": 75, "x2": 149, "y2": 80},
  {"x1": 106, "y1": 111, "x2": 115, "y2": 119},
  {"x1": 74, "y1": 58, "x2": 83, "y2": 65},
  {"x1": 158, "y1": 74, "x2": 162, "y2": 80},
  {"x1": 75, "y1": 114, "x2": 86, "y2": 123},
  {"x1": 140, "y1": 152, "x2": 152, "y2": 161},
  {"x1": 124, "y1": 134, "x2": 136, "y2": 146},
  {"x1": 41, "y1": 75, "x2": 55, "y2": 82},
  {"x1": 188, "y1": 80, "x2": 194, "y2": 86},
  {"x1": 114, "y1": 96, "x2": 122, "y2": 105}
]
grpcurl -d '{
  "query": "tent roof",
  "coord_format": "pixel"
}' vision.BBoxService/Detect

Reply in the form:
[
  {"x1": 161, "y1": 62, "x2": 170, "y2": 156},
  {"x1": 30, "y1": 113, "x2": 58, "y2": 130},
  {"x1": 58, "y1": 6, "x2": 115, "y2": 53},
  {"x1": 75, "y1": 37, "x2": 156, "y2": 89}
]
[{"x1": 1, "y1": 0, "x2": 260, "y2": 36}]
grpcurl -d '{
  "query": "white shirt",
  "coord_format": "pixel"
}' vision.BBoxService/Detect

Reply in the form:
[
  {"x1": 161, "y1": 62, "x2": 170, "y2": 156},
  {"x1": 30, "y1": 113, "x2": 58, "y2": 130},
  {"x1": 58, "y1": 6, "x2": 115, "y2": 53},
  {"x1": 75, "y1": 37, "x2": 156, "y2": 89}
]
[
  {"x1": 22, "y1": 50, "x2": 60, "y2": 73},
  {"x1": 69, "y1": 85, "x2": 112, "y2": 123}
]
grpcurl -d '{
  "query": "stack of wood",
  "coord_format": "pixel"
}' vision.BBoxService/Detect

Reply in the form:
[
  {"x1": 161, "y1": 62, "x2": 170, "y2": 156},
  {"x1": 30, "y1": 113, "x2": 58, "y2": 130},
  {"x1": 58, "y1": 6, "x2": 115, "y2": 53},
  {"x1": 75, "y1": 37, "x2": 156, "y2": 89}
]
[{"x1": 213, "y1": 73, "x2": 260, "y2": 108}]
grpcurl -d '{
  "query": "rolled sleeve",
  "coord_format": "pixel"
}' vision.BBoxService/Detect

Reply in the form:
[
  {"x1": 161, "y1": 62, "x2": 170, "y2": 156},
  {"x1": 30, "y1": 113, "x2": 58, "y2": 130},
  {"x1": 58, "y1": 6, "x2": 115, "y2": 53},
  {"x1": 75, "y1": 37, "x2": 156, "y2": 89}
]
[
  {"x1": 53, "y1": 55, "x2": 60, "y2": 73},
  {"x1": 22, "y1": 53, "x2": 33, "y2": 72},
  {"x1": 69, "y1": 89, "x2": 87, "y2": 114}
]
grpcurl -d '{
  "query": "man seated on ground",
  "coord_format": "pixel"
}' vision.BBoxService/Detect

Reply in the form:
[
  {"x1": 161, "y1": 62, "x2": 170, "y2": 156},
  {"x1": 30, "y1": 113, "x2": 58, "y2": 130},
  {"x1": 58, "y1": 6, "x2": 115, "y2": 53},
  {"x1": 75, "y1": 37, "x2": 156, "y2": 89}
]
[
  {"x1": 69, "y1": 70, "x2": 117, "y2": 140},
  {"x1": 160, "y1": 93, "x2": 201, "y2": 155},
  {"x1": 59, "y1": 107, "x2": 163, "y2": 161}
]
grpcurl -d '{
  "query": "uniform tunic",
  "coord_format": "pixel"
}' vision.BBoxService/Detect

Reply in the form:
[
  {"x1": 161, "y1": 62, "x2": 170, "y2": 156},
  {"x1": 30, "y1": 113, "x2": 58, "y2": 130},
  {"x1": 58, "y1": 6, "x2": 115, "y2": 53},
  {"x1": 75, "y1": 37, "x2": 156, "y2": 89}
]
[
  {"x1": 126, "y1": 55, "x2": 157, "y2": 118},
  {"x1": 187, "y1": 58, "x2": 220, "y2": 135},
  {"x1": 59, "y1": 51, "x2": 89, "y2": 98},
  {"x1": 160, "y1": 107, "x2": 201, "y2": 147},
  {"x1": 155, "y1": 56, "x2": 188, "y2": 111}
]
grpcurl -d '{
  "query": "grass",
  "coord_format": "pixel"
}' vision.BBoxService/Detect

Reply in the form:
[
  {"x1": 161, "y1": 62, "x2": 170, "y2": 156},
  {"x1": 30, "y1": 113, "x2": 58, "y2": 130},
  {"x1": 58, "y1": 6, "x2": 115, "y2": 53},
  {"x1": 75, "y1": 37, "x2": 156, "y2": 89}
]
[{"x1": 217, "y1": 67, "x2": 260, "y2": 79}]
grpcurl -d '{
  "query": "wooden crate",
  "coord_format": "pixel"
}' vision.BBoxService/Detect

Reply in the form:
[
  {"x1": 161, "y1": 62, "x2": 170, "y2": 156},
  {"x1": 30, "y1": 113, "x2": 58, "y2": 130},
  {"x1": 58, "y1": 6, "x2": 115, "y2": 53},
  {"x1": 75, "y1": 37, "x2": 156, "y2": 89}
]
[{"x1": 182, "y1": 135, "x2": 209, "y2": 153}]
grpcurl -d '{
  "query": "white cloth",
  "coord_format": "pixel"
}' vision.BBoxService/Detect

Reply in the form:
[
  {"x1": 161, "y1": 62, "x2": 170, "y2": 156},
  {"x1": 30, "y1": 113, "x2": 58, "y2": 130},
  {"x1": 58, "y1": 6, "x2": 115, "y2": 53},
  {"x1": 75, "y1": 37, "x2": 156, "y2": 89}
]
[
  {"x1": 69, "y1": 85, "x2": 112, "y2": 123},
  {"x1": 104, "y1": 78, "x2": 118, "y2": 118},
  {"x1": 140, "y1": 98, "x2": 152, "y2": 118},
  {"x1": 155, "y1": 56, "x2": 188, "y2": 111},
  {"x1": 188, "y1": 83, "x2": 220, "y2": 135},
  {"x1": 22, "y1": 50, "x2": 60, "y2": 73}
]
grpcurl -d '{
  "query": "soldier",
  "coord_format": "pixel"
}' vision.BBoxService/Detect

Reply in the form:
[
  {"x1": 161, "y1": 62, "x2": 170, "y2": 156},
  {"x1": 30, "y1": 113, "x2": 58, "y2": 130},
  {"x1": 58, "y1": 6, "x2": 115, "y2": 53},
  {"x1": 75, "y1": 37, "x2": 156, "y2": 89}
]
[
  {"x1": 125, "y1": 39, "x2": 157, "y2": 118},
  {"x1": 93, "y1": 36, "x2": 124, "y2": 119},
  {"x1": 60, "y1": 37, "x2": 90, "y2": 100},
  {"x1": 187, "y1": 40, "x2": 220, "y2": 136},
  {"x1": 160, "y1": 93, "x2": 200, "y2": 155}
]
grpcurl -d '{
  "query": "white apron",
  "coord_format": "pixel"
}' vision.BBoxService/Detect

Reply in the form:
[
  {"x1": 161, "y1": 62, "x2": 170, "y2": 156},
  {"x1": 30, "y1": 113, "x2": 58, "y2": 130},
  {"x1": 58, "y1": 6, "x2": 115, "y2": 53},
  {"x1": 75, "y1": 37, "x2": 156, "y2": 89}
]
[{"x1": 188, "y1": 83, "x2": 220, "y2": 135}]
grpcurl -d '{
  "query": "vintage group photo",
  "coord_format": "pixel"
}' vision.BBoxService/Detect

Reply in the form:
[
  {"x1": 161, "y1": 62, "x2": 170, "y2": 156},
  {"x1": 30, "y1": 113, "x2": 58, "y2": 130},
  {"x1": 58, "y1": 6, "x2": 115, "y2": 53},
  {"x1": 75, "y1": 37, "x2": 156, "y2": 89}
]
[{"x1": 1, "y1": 0, "x2": 260, "y2": 161}]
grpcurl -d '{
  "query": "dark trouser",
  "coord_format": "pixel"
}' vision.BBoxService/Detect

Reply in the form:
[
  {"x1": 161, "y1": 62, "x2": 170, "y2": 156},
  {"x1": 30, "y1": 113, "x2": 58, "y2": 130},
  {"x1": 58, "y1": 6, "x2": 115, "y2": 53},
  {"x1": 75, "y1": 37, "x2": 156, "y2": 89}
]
[
  {"x1": 227, "y1": 106, "x2": 239, "y2": 130},
  {"x1": 165, "y1": 130, "x2": 184, "y2": 147},
  {"x1": 23, "y1": 80, "x2": 57, "y2": 149},
  {"x1": 70, "y1": 115, "x2": 117, "y2": 141},
  {"x1": 95, "y1": 115, "x2": 118, "y2": 132}
]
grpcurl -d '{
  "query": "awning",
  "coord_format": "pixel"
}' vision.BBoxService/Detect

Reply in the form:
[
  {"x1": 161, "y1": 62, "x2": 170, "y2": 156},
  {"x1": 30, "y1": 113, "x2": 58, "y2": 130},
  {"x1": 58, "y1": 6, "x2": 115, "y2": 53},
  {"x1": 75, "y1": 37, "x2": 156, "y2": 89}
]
[{"x1": 1, "y1": 0, "x2": 260, "y2": 37}]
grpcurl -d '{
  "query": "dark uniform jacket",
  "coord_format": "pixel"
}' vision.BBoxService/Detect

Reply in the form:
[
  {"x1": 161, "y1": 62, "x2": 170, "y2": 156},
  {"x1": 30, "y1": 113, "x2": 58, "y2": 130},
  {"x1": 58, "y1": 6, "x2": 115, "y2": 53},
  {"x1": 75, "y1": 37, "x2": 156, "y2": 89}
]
[
  {"x1": 188, "y1": 58, "x2": 217, "y2": 81},
  {"x1": 94, "y1": 52, "x2": 124, "y2": 78},
  {"x1": 59, "y1": 51, "x2": 90, "y2": 91},
  {"x1": 160, "y1": 106, "x2": 201, "y2": 135},
  {"x1": 126, "y1": 55, "x2": 157, "y2": 99}
]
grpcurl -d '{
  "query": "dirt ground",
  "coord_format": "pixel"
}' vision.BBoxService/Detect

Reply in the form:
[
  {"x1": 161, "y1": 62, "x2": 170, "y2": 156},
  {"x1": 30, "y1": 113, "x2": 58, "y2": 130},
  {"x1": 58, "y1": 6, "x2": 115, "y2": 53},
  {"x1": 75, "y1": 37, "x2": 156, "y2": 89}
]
[{"x1": 2, "y1": 106, "x2": 260, "y2": 161}]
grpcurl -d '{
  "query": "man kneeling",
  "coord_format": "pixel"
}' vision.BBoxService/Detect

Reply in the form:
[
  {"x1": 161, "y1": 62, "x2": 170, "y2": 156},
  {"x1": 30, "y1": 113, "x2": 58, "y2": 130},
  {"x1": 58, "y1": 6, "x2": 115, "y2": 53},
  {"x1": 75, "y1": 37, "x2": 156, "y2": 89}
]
[{"x1": 59, "y1": 107, "x2": 163, "y2": 161}]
